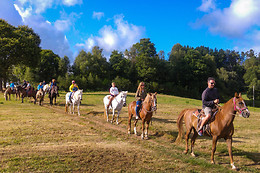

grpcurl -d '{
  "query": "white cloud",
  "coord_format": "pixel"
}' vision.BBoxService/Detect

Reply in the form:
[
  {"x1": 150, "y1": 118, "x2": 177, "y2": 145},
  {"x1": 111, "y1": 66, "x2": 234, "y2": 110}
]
[
  {"x1": 196, "y1": 0, "x2": 260, "y2": 53},
  {"x1": 93, "y1": 11, "x2": 104, "y2": 20},
  {"x1": 197, "y1": 0, "x2": 260, "y2": 37},
  {"x1": 76, "y1": 15, "x2": 145, "y2": 58},
  {"x1": 198, "y1": 0, "x2": 216, "y2": 12},
  {"x1": 62, "y1": 0, "x2": 82, "y2": 6},
  {"x1": 54, "y1": 19, "x2": 71, "y2": 31}
]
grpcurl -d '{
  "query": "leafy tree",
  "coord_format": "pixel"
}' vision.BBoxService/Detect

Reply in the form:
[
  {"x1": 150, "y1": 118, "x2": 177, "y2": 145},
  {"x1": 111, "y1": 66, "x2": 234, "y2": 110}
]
[
  {"x1": 0, "y1": 19, "x2": 41, "y2": 89},
  {"x1": 243, "y1": 54, "x2": 260, "y2": 99}
]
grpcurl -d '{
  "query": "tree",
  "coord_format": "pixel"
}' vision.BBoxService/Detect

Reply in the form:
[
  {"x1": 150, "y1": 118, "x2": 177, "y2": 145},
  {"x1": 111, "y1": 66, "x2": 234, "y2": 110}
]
[{"x1": 0, "y1": 19, "x2": 41, "y2": 89}]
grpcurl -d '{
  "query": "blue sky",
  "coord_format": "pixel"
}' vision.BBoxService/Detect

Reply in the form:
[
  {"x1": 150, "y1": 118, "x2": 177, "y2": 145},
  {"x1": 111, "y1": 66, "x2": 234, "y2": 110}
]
[{"x1": 1, "y1": 0, "x2": 260, "y2": 61}]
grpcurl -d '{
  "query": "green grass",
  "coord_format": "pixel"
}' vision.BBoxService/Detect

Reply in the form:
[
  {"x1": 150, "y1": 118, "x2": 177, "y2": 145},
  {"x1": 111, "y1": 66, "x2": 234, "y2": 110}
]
[{"x1": 0, "y1": 91, "x2": 259, "y2": 172}]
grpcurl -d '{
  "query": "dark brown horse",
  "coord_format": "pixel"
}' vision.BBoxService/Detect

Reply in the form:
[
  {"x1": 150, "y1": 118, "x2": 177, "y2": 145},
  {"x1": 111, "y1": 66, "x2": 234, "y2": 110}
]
[
  {"x1": 16, "y1": 85, "x2": 37, "y2": 104},
  {"x1": 176, "y1": 93, "x2": 250, "y2": 170},
  {"x1": 4, "y1": 87, "x2": 20, "y2": 101},
  {"x1": 128, "y1": 92, "x2": 157, "y2": 139},
  {"x1": 49, "y1": 86, "x2": 58, "y2": 105}
]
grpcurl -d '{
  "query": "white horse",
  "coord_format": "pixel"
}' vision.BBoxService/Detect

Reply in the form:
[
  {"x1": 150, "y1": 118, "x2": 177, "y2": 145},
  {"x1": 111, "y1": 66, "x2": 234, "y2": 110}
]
[
  {"x1": 103, "y1": 91, "x2": 128, "y2": 124},
  {"x1": 43, "y1": 85, "x2": 50, "y2": 95},
  {"x1": 65, "y1": 89, "x2": 83, "y2": 116}
]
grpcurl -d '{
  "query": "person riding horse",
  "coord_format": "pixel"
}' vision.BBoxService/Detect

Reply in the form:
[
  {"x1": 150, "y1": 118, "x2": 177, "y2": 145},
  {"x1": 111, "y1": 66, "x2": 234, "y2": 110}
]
[
  {"x1": 49, "y1": 79, "x2": 59, "y2": 96},
  {"x1": 135, "y1": 82, "x2": 147, "y2": 120},
  {"x1": 107, "y1": 82, "x2": 119, "y2": 109},
  {"x1": 22, "y1": 80, "x2": 27, "y2": 88},
  {"x1": 69, "y1": 80, "x2": 79, "y2": 102},
  {"x1": 37, "y1": 82, "x2": 43, "y2": 91},
  {"x1": 198, "y1": 77, "x2": 219, "y2": 136},
  {"x1": 25, "y1": 81, "x2": 32, "y2": 96},
  {"x1": 9, "y1": 81, "x2": 15, "y2": 91}
]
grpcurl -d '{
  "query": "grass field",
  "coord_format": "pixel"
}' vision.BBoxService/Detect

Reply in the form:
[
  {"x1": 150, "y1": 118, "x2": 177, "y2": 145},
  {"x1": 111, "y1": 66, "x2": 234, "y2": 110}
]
[{"x1": 0, "y1": 91, "x2": 259, "y2": 172}]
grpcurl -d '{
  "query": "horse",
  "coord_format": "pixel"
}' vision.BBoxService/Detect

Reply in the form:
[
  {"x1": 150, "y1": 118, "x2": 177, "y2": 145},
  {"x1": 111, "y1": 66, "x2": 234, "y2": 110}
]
[
  {"x1": 4, "y1": 87, "x2": 19, "y2": 101},
  {"x1": 103, "y1": 91, "x2": 128, "y2": 124},
  {"x1": 128, "y1": 92, "x2": 157, "y2": 139},
  {"x1": 36, "y1": 88, "x2": 45, "y2": 106},
  {"x1": 176, "y1": 93, "x2": 250, "y2": 170},
  {"x1": 43, "y1": 85, "x2": 50, "y2": 95},
  {"x1": 16, "y1": 85, "x2": 37, "y2": 104},
  {"x1": 65, "y1": 89, "x2": 83, "y2": 116},
  {"x1": 49, "y1": 86, "x2": 58, "y2": 105}
]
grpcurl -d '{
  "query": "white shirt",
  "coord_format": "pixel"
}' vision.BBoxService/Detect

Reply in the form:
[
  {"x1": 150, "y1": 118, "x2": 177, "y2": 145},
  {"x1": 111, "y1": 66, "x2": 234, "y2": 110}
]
[{"x1": 110, "y1": 87, "x2": 119, "y2": 96}]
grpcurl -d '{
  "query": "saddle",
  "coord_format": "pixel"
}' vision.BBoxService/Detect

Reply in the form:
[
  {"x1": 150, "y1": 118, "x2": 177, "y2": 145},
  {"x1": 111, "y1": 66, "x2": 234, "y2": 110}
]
[{"x1": 193, "y1": 108, "x2": 219, "y2": 136}]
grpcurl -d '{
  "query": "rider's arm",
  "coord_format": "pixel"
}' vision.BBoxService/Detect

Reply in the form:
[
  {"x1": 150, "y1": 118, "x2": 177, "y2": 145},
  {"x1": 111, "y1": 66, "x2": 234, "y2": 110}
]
[{"x1": 69, "y1": 85, "x2": 73, "y2": 92}]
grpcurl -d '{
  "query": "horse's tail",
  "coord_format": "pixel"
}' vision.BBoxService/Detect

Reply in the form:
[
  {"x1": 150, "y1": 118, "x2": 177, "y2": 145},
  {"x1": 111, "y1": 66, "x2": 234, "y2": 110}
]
[{"x1": 176, "y1": 109, "x2": 188, "y2": 143}]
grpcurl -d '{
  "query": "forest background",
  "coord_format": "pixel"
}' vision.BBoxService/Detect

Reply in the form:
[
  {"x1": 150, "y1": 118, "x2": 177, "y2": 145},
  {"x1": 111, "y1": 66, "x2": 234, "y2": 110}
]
[{"x1": 1, "y1": 19, "x2": 259, "y2": 106}]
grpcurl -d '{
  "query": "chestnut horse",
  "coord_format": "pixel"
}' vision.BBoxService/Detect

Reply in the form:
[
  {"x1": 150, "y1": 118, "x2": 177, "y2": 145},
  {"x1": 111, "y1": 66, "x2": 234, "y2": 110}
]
[
  {"x1": 4, "y1": 87, "x2": 19, "y2": 101},
  {"x1": 176, "y1": 93, "x2": 250, "y2": 170},
  {"x1": 128, "y1": 92, "x2": 157, "y2": 139},
  {"x1": 49, "y1": 86, "x2": 58, "y2": 105},
  {"x1": 16, "y1": 85, "x2": 37, "y2": 104}
]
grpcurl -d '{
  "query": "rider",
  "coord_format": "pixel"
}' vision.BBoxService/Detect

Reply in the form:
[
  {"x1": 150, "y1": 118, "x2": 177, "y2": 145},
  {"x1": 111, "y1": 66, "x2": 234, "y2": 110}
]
[
  {"x1": 69, "y1": 80, "x2": 79, "y2": 102},
  {"x1": 37, "y1": 82, "x2": 43, "y2": 91},
  {"x1": 25, "y1": 81, "x2": 31, "y2": 96},
  {"x1": 198, "y1": 77, "x2": 219, "y2": 136},
  {"x1": 9, "y1": 81, "x2": 15, "y2": 91},
  {"x1": 49, "y1": 79, "x2": 58, "y2": 96},
  {"x1": 22, "y1": 80, "x2": 27, "y2": 88},
  {"x1": 107, "y1": 82, "x2": 119, "y2": 109},
  {"x1": 135, "y1": 82, "x2": 147, "y2": 119},
  {"x1": 42, "y1": 80, "x2": 46, "y2": 86}
]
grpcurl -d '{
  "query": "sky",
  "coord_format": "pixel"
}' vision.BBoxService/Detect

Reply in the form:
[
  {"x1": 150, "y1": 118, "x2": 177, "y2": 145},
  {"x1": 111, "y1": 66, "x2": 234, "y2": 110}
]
[{"x1": 1, "y1": 0, "x2": 260, "y2": 61}]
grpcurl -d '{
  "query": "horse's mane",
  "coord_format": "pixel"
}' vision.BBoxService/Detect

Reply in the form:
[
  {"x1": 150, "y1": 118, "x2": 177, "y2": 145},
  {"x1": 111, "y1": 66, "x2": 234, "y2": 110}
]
[{"x1": 143, "y1": 94, "x2": 151, "y2": 103}]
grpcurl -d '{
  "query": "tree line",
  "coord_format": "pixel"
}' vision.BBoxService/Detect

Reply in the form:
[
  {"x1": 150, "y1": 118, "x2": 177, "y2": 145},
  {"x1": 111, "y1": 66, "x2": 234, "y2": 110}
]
[{"x1": 1, "y1": 19, "x2": 259, "y2": 105}]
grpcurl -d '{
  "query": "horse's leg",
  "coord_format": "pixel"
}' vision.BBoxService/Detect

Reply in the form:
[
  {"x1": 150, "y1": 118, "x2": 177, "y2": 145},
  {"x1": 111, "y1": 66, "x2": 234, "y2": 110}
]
[
  {"x1": 211, "y1": 136, "x2": 218, "y2": 164},
  {"x1": 134, "y1": 119, "x2": 138, "y2": 136},
  {"x1": 111, "y1": 109, "x2": 115, "y2": 124},
  {"x1": 72, "y1": 103, "x2": 75, "y2": 114},
  {"x1": 69, "y1": 103, "x2": 72, "y2": 114},
  {"x1": 184, "y1": 127, "x2": 192, "y2": 154},
  {"x1": 128, "y1": 112, "x2": 132, "y2": 134},
  {"x1": 54, "y1": 96, "x2": 56, "y2": 105},
  {"x1": 190, "y1": 128, "x2": 198, "y2": 157},
  {"x1": 141, "y1": 119, "x2": 145, "y2": 139},
  {"x1": 144, "y1": 120, "x2": 150, "y2": 139},
  {"x1": 225, "y1": 136, "x2": 236, "y2": 170},
  {"x1": 77, "y1": 103, "x2": 80, "y2": 116},
  {"x1": 116, "y1": 110, "x2": 120, "y2": 125},
  {"x1": 105, "y1": 107, "x2": 109, "y2": 122}
]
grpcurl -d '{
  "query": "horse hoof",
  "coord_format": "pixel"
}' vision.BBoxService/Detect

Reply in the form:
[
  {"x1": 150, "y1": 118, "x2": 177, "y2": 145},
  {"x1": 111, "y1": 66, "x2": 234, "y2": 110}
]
[
  {"x1": 191, "y1": 153, "x2": 196, "y2": 157},
  {"x1": 128, "y1": 131, "x2": 131, "y2": 134},
  {"x1": 211, "y1": 161, "x2": 215, "y2": 164},
  {"x1": 183, "y1": 150, "x2": 188, "y2": 154},
  {"x1": 116, "y1": 122, "x2": 119, "y2": 125}
]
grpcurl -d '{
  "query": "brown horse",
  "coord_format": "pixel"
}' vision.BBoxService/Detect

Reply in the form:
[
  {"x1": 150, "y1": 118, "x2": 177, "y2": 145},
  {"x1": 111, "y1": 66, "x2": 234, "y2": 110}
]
[
  {"x1": 4, "y1": 87, "x2": 20, "y2": 101},
  {"x1": 36, "y1": 88, "x2": 44, "y2": 106},
  {"x1": 49, "y1": 86, "x2": 58, "y2": 105},
  {"x1": 16, "y1": 85, "x2": 37, "y2": 104},
  {"x1": 176, "y1": 93, "x2": 250, "y2": 170},
  {"x1": 128, "y1": 92, "x2": 157, "y2": 139}
]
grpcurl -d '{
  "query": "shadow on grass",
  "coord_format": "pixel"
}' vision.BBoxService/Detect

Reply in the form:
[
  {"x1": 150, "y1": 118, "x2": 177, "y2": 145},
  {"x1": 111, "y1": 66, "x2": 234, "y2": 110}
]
[{"x1": 152, "y1": 117, "x2": 176, "y2": 124}]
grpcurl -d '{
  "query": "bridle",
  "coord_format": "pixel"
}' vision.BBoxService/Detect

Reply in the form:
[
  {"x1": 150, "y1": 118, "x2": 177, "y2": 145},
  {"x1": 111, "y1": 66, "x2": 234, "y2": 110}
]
[
  {"x1": 143, "y1": 95, "x2": 157, "y2": 113},
  {"x1": 233, "y1": 97, "x2": 248, "y2": 114}
]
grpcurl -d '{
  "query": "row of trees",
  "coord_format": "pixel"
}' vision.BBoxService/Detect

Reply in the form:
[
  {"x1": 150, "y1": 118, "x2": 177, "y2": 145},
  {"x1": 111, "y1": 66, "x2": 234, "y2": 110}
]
[{"x1": 1, "y1": 19, "x2": 259, "y2": 104}]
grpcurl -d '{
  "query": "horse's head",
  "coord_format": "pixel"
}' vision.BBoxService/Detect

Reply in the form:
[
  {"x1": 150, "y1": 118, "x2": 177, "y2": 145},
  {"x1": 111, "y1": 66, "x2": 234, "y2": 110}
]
[
  {"x1": 121, "y1": 91, "x2": 128, "y2": 107},
  {"x1": 78, "y1": 89, "x2": 83, "y2": 100},
  {"x1": 233, "y1": 93, "x2": 250, "y2": 118},
  {"x1": 145, "y1": 92, "x2": 157, "y2": 111}
]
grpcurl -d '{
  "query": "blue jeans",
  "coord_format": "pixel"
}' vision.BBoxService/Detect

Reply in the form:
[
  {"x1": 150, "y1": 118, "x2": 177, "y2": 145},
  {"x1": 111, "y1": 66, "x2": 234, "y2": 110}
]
[{"x1": 136, "y1": 100, "x2": 142, "y2": 116}]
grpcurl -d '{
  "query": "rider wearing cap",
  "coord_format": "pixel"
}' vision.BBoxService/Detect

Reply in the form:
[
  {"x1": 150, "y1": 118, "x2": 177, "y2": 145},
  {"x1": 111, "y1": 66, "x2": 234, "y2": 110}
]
[{"x1": 69, "y1": 80, "x2": 79, "y2": 102}]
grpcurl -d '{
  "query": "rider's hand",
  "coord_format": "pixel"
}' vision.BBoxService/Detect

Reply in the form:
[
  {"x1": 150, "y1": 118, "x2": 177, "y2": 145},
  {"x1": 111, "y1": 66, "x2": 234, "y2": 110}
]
[{"x1": 214, "y1": 99, "x2": 219, "y2": 104}]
